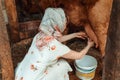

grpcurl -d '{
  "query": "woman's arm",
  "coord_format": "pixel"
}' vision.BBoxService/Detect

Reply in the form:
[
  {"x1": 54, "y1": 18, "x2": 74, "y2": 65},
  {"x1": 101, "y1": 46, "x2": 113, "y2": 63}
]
[
  {"x1": 61, "y1": 38, "x2": 94, "y2": 59},
  {"x1": 57, "y1": 33, "x2": 75, "y2": 42},
  {"x1": 57, "y1": 32, "x2": 87, "y2": 42}
]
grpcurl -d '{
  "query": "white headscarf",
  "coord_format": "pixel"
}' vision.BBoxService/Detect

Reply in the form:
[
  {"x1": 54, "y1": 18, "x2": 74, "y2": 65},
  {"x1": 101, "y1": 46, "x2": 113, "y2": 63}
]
[{"x1": 39, "y1": 8, "x2": 67, "y2": 36}]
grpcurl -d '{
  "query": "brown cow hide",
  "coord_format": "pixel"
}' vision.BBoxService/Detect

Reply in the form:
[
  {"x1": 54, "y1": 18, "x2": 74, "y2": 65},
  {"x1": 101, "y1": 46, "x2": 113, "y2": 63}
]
[{"x1": 88, "y1": 0, "x2": 113, "y2": 56}]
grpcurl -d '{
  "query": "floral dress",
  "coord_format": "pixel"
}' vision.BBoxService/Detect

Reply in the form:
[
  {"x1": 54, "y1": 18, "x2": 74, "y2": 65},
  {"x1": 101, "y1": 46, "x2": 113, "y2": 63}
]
[{"x1": 15, "y1": 32, "x2": 72, "y2": 80}]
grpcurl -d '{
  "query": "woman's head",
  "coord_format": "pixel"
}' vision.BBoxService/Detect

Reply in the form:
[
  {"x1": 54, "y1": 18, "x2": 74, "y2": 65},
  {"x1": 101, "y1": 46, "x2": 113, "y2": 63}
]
[{"x1": 39, "y1": 8, "x2": 67, "y2": 35}]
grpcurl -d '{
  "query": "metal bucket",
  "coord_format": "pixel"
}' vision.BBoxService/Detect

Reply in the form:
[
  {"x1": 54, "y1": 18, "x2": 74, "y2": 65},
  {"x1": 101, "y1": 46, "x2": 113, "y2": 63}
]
[{"x1": 74, "y1": 55, "x2": 97, "y2": 80}]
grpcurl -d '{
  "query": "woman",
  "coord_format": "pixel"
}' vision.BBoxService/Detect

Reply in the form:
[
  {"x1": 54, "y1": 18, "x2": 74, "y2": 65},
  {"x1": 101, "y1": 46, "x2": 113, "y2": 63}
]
[{"x1": 15, "y1": 8, "x2": 94, "y2": 80}]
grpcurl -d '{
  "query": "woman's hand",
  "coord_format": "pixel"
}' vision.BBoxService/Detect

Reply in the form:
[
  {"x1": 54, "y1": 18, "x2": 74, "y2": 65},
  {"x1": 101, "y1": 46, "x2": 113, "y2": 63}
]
[
  {"x1": 74, "y1": 32, "x2": 87, "y2": 39},
  {"x1": 87, "y1": 38, "x2": 95, "y2": 48},
  {"x1": 53, "y1": 31, "x2": 62, "y2": 38}
]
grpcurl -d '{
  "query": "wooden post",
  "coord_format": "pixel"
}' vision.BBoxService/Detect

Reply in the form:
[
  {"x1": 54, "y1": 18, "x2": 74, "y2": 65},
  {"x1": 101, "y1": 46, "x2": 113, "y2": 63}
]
[
  {"x1": 0, "y1": 0, "x2": 14, "y2": 80},
  {"x1": 4, "y1": 0, "x2": 20, "y2": 42},
  {"x1": 103, "y1": 0, "x2": 120, "y2": 79}
]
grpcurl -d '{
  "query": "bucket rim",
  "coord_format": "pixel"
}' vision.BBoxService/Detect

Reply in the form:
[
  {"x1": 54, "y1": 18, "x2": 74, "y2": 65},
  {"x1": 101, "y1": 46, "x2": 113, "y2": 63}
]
[
  {"x1": 74, "y1": 63, "x2": 97, "y2": 73},
  {"x1": 75, "y1": 55, "x2": 97, "y2": 70}
]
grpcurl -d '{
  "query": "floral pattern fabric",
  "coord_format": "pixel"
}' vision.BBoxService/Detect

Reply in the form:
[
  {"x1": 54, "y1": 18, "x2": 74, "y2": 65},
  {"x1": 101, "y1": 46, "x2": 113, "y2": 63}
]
[{"x1": 15, "y1": 33, "x2": 72, "y2": 80}]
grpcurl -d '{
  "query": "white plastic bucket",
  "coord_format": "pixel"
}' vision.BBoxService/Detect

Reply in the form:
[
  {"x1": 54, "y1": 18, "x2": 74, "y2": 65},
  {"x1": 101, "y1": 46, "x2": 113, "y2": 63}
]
[{"x1": 74, "y1": 55, "x2": 97, "y2": 80}]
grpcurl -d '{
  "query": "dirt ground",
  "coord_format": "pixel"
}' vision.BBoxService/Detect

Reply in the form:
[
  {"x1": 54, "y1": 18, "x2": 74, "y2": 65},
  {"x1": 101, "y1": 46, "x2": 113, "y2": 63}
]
[{"x1": 0, "y1": 38, "x2": 102, "y2": 80}]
